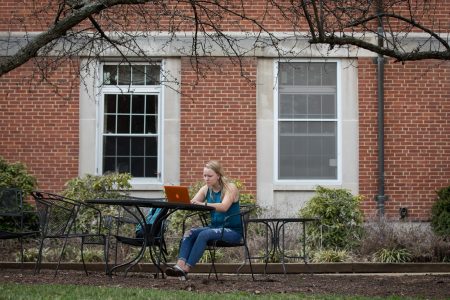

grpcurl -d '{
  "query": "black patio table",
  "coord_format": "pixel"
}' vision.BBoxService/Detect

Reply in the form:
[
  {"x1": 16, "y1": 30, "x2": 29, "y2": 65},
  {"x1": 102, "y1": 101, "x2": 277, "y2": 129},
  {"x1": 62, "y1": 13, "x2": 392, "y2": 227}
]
[
  {"x1": 86, "y1": 198, "x2": 214, "y2": 276},
  {"x1": 247, "y1": 217, "x2": 320, "y2": 274}
]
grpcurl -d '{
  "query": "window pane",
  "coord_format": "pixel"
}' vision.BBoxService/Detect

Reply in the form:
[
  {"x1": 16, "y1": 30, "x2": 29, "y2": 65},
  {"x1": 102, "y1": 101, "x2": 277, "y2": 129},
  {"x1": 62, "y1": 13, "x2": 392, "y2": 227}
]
[
  {"x1": 117, "y1": 115, "x2": 130, "y2": 133},
  {"x1": 132, "y1": 65, "x2": 145, "y2": 85},
  {"x1": 146, "y1": 65, "x2": 161, "y2": 85},
  {"x1": 132, "y1": 95, "x2": 145, "y2": 114},
  {"x1": 117, "y1": 137, "x2": 130, "y2": 156},
  {"x1": 131, "y1": 137, "x2": 145, "y2": 156},
  {"x1": 103, "y1": 65, "x2": 117, "y2": 85},
  {"x1": 322, "y1": 63, "x2": 337, "y2": 85},
  {"x1": 279, "y1": 63, "x2": 293, "y2": 86},
  {"x1": 104, "y1": 137, "x2": 116, "y2": 156},
  {"x1": 308, "y1": 64, "x2": 322, "y2": 85},
  {"x1": 146, "y1": 116, "x2": 157, "y2": 134},
  {"x1": 279, "y1": 121, "x2": 293, "y2": 135},
  {"x1": 117, "y1": 95, "x2": 130, "y2": 114},
  {"x1": 279, "y1": 155, "x2": 293, "y2": 178},
  {"x1": 293, "y1": 64, "x2": 307, "y2": 86},
  {"x1": 146, "y1": 95, "x2": 158, "y2": 114},
  {"x1": 131, "y1": 115, "x2": 144, "y2": 133},
  {"x1": 293, "y1": 94, "x2": 307, "y2": 118},
  {"x1": 117, "y1": 157, "x2": 130, "y2": 173},
  {"x1": 308, "y1": 95, "x2": 322, "y2": 117},
  {"x1": 131, "y1": 157, "x2": 144, "y2": 177},
  {"x1": 293, "y1": 155, "x2": 308, "y2": 178},
  {"x1": 293, "y1": 121, "x2": 307, "y2": 134},
  {"x1": 279, "y1": 94, "x2": 293, "y2": 118},
  {"x1": 105, "y1": 115, "x2": 115, "y2": 133},
  {"x1": 145, "y1": 157, "x2": 157, "y2": 177},
  {"x1": 145, "y1": 137, "x2": 157, "y2": 156},
  {"x1": 105, "y1": 94, "x2": 116, "y2": 113},
  {"x1": 103, "y1": 157, "x2": 115, "y2": 173},
  {"x1": 118, "y1": 65, "x2": 131, "y2": 85},
  {"x1": 322, "y1": 95, "x2": 336, "y2": 118}
]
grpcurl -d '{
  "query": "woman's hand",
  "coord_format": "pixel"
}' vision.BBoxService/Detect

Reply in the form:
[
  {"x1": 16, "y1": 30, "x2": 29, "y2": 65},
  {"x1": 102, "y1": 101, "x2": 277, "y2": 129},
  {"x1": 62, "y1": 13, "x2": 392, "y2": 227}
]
[
  {"x1": 190, "y1": 199, "x2": 204, "y2": 205},
  {"x1": 190, "y1": 186, "x2": 208, "y2": 205}
]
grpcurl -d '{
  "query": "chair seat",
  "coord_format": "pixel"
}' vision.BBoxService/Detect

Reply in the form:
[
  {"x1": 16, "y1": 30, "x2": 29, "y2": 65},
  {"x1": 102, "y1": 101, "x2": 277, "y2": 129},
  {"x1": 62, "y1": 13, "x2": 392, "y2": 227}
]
[
  {"x1": 115, "y1": 235, "x2": 144, "y2": 247},
  {"x1": 0, "y1": 230, "x2": 38, "y2": 239},
  {"x1": 208, "y1": 239, "x2": 244, "y2": 247},
  {"x1": 81, "y1": 234, "x2": 107, "y2": 245},
  {"x1": 115, "y1": 235, "x2": 163, "y2": 247}
]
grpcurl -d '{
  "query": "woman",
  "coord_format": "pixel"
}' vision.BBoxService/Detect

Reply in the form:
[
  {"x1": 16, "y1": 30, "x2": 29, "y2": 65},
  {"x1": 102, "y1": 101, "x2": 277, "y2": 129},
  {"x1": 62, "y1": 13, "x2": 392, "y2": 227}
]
[{"x1": 165, "y1": 160, "x2": 242, "y2": 279}]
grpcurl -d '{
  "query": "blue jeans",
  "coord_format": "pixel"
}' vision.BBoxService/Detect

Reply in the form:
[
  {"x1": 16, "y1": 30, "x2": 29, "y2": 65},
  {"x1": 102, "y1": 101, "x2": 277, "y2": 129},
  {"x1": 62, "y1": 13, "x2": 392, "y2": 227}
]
[{"x1": 178, "y1": 226, "x2": 242, "y2": 268}]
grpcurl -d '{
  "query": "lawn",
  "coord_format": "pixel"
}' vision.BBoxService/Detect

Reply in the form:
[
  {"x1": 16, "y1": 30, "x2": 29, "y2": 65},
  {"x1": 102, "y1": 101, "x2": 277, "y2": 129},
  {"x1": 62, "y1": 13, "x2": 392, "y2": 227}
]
[{"x1": 0, "y1": 283, "x2": 419, "y2": 300}]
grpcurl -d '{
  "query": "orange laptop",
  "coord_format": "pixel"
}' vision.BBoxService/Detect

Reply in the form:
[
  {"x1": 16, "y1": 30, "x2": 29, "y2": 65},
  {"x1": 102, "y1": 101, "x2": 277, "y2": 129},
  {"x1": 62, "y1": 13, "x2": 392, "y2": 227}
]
[{"x1": 164, "y1": 185, "x2": 191, "y2": 204}]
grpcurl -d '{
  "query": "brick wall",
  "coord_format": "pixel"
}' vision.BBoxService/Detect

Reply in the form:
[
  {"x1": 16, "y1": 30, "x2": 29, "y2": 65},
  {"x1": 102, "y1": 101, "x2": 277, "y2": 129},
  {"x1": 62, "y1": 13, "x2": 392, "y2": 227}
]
[
  {"x1": 0, "y1": 59, "x2": 80, "y2": 193},
  {"x1": 3, "y1": 1, "x2": 449, "y2": 33},
  {"x1": 359, "y1": 58, "x2": 450, "y2": 220},
  {"x1": 179, "y1": 57, "x2": 257, "y2": 195}
]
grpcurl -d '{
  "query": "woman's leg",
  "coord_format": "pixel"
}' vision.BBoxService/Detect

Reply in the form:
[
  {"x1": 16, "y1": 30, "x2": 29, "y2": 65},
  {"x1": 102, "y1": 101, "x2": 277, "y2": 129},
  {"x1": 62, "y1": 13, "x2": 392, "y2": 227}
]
[
  {"x1": 176, "y1": 227, "x2": 208, "y2": 271},
  {"x1": 184, "y1": 228, "x2": 242, "y2": 270}
]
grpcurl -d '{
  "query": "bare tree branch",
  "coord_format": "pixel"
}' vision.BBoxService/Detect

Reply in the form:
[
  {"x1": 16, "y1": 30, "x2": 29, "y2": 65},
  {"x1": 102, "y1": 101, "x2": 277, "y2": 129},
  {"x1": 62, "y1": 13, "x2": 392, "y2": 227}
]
[{"x1": 1, "y1": 0, "x2": 450, "y2": 80}]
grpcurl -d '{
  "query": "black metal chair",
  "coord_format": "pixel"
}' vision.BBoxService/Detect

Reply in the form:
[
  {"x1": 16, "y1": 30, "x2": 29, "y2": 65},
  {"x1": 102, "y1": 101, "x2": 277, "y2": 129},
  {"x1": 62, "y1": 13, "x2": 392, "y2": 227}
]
[
  {"x1": 31, "y1": 191, "x2": 108, "y2": 276},
  {"x1": 0, "y1": 188, "x2": 39, "y2": 267},
  {"x1": 181, "y1": 204, "x2": 255, "y2": 281},
  {"x1": 206, "y1": 207, "x2": 255, "y2": 280},
  {"x1": 105, "y1": 205, "x2": 170, "y2": 278}
]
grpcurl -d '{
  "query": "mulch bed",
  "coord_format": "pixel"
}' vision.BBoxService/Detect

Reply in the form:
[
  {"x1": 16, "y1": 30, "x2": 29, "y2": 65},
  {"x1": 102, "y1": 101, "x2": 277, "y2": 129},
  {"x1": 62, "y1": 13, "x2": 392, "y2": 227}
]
[{"x1": 0, "y1": 268, "x2": 449, "y2": 299}]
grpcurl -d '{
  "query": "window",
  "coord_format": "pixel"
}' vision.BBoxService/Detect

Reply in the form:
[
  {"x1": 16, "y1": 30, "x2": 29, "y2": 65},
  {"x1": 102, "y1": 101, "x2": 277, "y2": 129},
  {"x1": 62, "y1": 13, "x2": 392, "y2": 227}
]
[
  {"x1": 100, "y1": 63, "x2": 162, "y2": 179},
  {"x1": 276, "y1": 62, "x2": 338, "y2": 181}
]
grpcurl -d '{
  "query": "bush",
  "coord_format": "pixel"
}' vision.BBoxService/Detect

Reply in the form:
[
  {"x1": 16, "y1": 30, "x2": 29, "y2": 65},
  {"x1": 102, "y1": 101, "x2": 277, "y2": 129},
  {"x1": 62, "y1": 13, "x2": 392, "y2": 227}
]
[
  {"x1": 299, "y1": 186, "x2": 364, "y2": 251},
  {"x1": 63, "y1": 173, "x2": 132, "y2": 201},
  {"x1": 431, "y1": 185, "x2": 450, "y2": 238},
  {"x1": 0, "y1": 156, "x2": 39, "y2": 232},
  {"x1": 62, "y1": 173, "x2": 132, "y2": 232},
  {"x1": 373, "y1": 248, "x2": 412, "y2": 263},
  {"x1": 0, "y1": 156, "x2": 37, "y2": 194},
  {"x1": 312, "y1": 249, "x2": 349, "y2": 263}
]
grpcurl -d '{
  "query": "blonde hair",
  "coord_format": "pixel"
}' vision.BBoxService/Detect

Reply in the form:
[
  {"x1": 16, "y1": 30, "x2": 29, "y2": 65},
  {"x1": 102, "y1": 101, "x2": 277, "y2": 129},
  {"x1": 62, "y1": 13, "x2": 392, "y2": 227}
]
[{"x1": 205, "y1": 160, "x2": 232, "y2": 200}]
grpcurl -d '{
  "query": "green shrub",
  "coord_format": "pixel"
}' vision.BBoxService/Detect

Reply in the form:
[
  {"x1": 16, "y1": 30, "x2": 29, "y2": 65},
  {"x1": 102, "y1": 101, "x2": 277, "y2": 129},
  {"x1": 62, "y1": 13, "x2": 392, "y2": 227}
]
[
  {"x1": 373, "y1": 248, "x2": 412, "y2": 263},
  {"x1": 63, "y1": 173, "x2": 132, "y2": 201},
  {"x1": 311, "y1": 249, "x2": 349, "y2": 263},
  {"x1": 15, "y1": 247, "x2": 39, "y2": 263},
  {"x1": 299, "y1": 186, "x2": 364, "y2": 251},
  {"x1": 431, "y1": 185, "x2": 450, "y2": 238},
  {"x1": 62, "y1": 173, "x2": 132, "y2": 232},
  {"x1": 0, "y1": 157, "x2": 39, "y2": 232},
  {"x1": 0, "y1": 156, "x2": 37, "y2": 193}
]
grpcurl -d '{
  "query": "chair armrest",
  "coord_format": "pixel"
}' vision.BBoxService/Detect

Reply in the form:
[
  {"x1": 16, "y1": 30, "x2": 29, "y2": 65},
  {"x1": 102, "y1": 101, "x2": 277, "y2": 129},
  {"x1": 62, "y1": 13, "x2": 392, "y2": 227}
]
[
  {"x1": 216, "y1": 206, "x2": 255, "y2": 241},
  {"x1": 181, "y1": 211, "x2": 209, "y2": 235}
]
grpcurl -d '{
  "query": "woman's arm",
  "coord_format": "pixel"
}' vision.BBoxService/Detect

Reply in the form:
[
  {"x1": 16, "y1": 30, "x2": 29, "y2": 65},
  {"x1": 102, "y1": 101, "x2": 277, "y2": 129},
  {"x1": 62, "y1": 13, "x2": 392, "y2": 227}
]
[
  {"x1": 207, "y1": 183, "x2": 238, "y2": 213},
  {"x1": 190, "y1": 185, "x2": 208, "y2": 205}
]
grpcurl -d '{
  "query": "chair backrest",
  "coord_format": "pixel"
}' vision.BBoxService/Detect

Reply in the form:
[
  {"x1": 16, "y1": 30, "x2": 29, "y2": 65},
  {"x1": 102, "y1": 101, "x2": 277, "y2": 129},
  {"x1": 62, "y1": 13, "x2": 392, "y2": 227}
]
[
  {"x1": 31, "y1": 191, "x2": 78, "y2": 237},
  {"x1": 0, "y1": 188, "x2": 23, "y2": 217},
  {"x1": 0, "y1": 188, "x2": 26, "y2": 234}
]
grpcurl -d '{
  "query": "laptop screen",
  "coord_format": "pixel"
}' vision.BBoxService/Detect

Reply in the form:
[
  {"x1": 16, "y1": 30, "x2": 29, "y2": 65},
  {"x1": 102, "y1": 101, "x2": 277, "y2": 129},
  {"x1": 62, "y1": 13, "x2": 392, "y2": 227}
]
[{"x1": 164, "y1": 185, "x2": 191, "y2": 204}]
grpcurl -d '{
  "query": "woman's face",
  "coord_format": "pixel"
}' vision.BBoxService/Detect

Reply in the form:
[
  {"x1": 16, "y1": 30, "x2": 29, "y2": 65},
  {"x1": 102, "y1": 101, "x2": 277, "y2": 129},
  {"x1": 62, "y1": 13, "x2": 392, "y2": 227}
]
[{"x1": 203, "y1": 167, "x2": 220, "y2": 187}]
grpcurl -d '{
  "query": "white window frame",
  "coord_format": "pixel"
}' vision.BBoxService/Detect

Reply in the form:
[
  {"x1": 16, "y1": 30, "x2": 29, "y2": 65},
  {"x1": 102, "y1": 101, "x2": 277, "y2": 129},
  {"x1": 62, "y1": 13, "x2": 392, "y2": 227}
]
[
  {"x1": 96, "y1": 62, "x2": 165, "y2": 185},
  {"x1": 273, "y1": 59, "x2": 342, "y2": 185}
]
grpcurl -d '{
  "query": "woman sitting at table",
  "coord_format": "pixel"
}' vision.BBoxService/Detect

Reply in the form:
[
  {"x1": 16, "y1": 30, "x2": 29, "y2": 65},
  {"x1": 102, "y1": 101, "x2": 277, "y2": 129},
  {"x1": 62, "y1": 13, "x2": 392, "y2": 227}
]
[{"x1": 165, "y1": 160, "x2": 242, "y2": 280}]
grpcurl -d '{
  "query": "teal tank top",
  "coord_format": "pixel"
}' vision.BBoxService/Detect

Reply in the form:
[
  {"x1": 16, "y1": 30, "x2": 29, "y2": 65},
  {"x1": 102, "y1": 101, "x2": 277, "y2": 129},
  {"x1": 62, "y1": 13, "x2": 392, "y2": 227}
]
[{"x1": 206, "y1": 188, "x2": 242, "y2": 235}]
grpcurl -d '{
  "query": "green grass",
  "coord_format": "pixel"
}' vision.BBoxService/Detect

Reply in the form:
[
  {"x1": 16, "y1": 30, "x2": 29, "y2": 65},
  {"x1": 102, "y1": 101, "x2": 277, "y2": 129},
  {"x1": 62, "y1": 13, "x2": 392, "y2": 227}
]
[{"x1": 0, "y1": 283, "x2": 421, "y2": 300}]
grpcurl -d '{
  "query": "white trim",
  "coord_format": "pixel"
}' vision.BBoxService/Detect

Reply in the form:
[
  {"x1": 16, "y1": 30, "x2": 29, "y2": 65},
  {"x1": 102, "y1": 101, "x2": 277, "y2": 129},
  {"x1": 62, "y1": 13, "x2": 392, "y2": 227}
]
[{"x1": 273, "y1": 59, "x2": 342, "y2": 185}]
